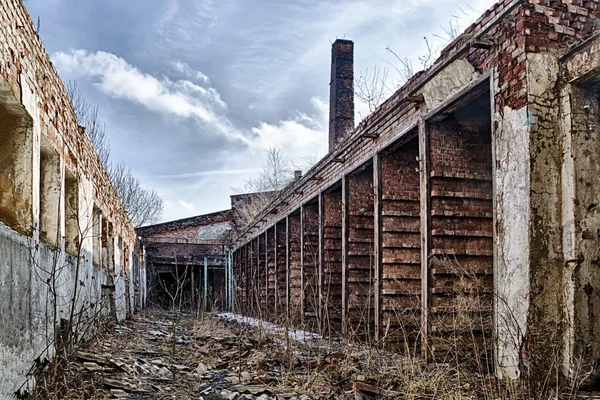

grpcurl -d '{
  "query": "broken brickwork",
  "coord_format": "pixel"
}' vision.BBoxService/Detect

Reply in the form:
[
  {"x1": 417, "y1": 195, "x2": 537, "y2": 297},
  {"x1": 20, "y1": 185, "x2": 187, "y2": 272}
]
[
  {"x1": 0, "y1": 1, "x2": 143, "y2": 397},
  {"x1": 137, "y1": 210, "x2": 233, "y2": 310},
  {"x1": 232, "y1": 0, "x2": 600, "y2": 384}
]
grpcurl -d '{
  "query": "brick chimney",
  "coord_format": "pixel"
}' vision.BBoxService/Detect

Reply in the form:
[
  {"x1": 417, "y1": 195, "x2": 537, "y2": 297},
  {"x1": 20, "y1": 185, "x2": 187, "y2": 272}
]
[{"x1": 329, "y1": 39, "x2": 354, "y2": 151}]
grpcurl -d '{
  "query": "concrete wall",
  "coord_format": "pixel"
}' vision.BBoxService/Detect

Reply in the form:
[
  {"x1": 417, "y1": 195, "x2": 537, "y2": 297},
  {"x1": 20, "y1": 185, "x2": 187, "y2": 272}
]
[{"x1": 0, "y1": 1, "x2": 143, "y2": 397}]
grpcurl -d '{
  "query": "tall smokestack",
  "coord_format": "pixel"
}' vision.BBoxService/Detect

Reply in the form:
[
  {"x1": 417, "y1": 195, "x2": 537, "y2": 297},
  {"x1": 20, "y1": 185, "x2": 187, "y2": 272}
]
[{"x1": 329, "y1": 39, "x2": 354, "y2": 151}]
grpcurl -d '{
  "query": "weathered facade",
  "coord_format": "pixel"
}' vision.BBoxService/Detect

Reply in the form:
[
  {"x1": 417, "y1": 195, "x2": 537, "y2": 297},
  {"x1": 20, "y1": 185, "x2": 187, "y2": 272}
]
[
  {"x1": 137, "y1": 210, "x2": 233, "y2": 310},
  {"x1": 0, "y1": 1, "x2": 144, "y2": 397},
  {"x1": 233, "y1": 0, "x2": 600, "y2": 384}
]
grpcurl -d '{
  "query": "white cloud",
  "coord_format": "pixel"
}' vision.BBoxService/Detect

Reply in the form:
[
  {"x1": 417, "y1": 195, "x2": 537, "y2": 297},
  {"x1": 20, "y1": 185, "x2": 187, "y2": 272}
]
[
  {"x1": 177, "y1": 199, "x2": 196, "y2": 213},
  {"x1": 249, "y1": 96, "x2": 328, "y2": 165},
  {"x1": 156, "y1": 168, "x2": 259, "y2": 180},
  {"x1": 170, "y1": 60, "x2": 211, "y2": 85},
  {"x1": 53, "y1": 49, "x2": 329, "y2": 162},
  {"x1": 53, "y1": 50, "x2": 235, "y2": 139}
]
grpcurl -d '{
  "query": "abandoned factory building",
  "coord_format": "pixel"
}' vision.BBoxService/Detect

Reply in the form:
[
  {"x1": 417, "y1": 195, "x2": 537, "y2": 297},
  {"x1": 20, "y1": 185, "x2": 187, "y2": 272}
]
[
  {"x1": 231, "y1": 0, "x2": 600, "y2": 385},
  {"x1": 4, "y1": 0, "x2": 600, "y2": 397},
  {"x1": 137, "y1": 209, "x2": 233, "y2": 311}
]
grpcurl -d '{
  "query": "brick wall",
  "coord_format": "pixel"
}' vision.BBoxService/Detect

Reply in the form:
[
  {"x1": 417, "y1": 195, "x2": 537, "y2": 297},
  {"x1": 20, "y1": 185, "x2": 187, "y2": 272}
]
[
  {"x1": 346, "y1": 167, "x2": 375, "y2": 340},
  {"x1": 323, "y1": 188, "x2": 343, "y2": 334},
  {"x1": 276, "y1": 220, "x2": 288, "y2": 315},
  {"x1": 266, "y1": 227, "x2": 277, "y2": 320},
  {"x1": 380, "y1": 138, "x2": 421, "y2": 348},
  {"x1": 0, "y1": 0, "x2": 135, "y2": 244},
  {"x1": 303, "y1": 202, "x2": 320, "y2": 329},
  {"x1": 428, "y1": 96, "x2": 493, "y2": 359},
  {"x1": 137, "y1": 210, "x2": 231, "y2": 240},
  {"x1": 289, "y1": 214, "x2": 302, "y2": 322}
]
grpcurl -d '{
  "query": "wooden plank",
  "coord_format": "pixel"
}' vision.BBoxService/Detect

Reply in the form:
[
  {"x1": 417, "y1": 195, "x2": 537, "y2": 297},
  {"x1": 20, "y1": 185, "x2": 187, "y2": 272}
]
[
  {"x1": 341, "y1": 175, "x2": 349, "y2": 336},
  {"x1": 373, "y1": 154, "x2": 382, "y2": 342},
  {"x1": 419, "y1": 119, "x2": 431, "y2": 360}
]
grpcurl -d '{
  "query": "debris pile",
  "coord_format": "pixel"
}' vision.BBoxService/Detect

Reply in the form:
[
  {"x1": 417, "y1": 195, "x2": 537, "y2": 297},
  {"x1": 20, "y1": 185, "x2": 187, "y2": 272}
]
[{"x1": 29, "y1": 309, "x2": 503, "y2": 399}]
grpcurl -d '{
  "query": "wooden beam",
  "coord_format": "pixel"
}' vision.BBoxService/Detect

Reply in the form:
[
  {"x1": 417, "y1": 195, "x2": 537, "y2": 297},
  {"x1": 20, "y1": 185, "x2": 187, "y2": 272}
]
[
  {"x1": 318, "y1": 192, "x2": 324, "y2": 330},
  {"x1": 471, "y1": 35, "x2": 494, "y2": 49},
  {"x1": 419, "y1": 119, "x2": 432, "y2": 361},
  {"x1": 341, "y1": 175, "x2": 349, "y2": 336},
  {"x1": 407, "y1": 94, "x2": 425, "y2": 103},
  {"x1": 373, "y1": 154, "x2": 383, "y2": 343},
  {"x1": 362, "y1": 131, "x2": 379, "y2": 139}
]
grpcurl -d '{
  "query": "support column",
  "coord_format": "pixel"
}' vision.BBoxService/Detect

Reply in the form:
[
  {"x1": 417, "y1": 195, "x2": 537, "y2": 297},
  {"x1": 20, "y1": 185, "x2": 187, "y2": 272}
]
[
  {"x1": 341, "y1": 175, "x2": 349, "y2": 336},
  {"x1": 204, "y1": 256, "x2": 209, "y2": 311},
  {"x1": 274, "y1": 224, "x2": 279, "y2": 316},
  {"x1": 300, "y1": 204, "x2": 305, "y2": 321},
  {"x1": 373, "y1": 154, "x2": 382, "y2": 342},
  {"x1": 419, "y1": 119, "x2": 431, "y2": 360},
  {"x1": 286, "y1": 216, "x2": 291, "y2": 318},
  {"x1": 318, "y1": 192, "x2": 324, "y2": 330}
]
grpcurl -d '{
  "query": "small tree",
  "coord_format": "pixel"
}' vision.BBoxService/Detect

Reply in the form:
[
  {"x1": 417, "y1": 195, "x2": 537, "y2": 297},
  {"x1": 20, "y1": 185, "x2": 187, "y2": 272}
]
[
  {"x1": 109, "y1": 162, "x2": 164, "y2": 227},
  {"x1": 66, "y1": 81, "x2": 164, "y2": 227},
  {"x1": 232, "y1": 147, "x2": 294, "y2": 228}
]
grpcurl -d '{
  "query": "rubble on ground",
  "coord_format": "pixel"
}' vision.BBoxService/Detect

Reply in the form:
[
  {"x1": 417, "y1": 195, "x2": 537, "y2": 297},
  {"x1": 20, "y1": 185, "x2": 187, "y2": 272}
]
[{"x1": 29, "y1": 308, "x2": 501, "y2": 399}]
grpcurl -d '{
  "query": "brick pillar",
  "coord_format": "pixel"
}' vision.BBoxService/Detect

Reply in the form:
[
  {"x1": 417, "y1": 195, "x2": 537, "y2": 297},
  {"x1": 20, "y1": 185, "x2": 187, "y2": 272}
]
[{"x1": 329, "y1": 39, "x2": 354, "y2": 151}]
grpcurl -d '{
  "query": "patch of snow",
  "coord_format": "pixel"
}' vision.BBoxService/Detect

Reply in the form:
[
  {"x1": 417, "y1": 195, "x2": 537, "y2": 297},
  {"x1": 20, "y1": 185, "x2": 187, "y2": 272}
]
[{"x1": 217, "y1": 313, "x2": 322, "y2": 344}]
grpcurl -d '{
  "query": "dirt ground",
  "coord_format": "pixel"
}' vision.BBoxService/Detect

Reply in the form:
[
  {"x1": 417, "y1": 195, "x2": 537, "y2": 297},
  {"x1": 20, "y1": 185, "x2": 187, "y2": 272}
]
[{"x1": 27, "y1": 308, "x2": 597, "y2": 400}]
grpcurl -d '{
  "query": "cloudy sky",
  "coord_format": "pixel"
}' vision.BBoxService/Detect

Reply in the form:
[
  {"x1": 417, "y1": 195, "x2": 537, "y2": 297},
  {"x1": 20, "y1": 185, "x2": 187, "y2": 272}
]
[{"x1": 24, "y1": 0, "x2": 496, "y2": 223}]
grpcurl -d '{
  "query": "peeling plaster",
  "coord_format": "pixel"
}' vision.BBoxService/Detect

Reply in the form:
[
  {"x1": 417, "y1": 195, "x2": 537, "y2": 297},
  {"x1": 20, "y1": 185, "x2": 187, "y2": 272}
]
[{"x1": 422, "y1": 59, "x2": 481, "y2": 110}]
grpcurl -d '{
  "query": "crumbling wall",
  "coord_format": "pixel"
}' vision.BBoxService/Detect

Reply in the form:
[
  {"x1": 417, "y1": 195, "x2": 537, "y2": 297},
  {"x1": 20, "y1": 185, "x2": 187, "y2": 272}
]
[{"x1": 0, "y1": 1, "x2": 141, "y2": 397}]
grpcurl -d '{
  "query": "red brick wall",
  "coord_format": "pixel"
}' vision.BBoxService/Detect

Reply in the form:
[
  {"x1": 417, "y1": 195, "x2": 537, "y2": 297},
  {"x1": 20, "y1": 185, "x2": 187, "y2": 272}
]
[
  {"x1": 323, "y1": 188, "x2": 343, "y2": 334},
  {"x1": 303, "y1": 202, "x2": 320, "y2": 329},
  {"x1": 266, "y1": 227, "x2": 277, "y2": 320},
  {"x1": 428, "y1": 97, "x2": 493, "y2": 358},
  {"x1": 347, "y1": 167, "x2": 375, "y2": 340},
  {"x1": 380, "y1": 138, "x2": 422, "y2": 349},
  {"x1": 276, "y1": 221, "x2": 288, "y2": 316},
  {"x1": 258, "y1": 235, "x2": 267, "y2": 318},
  {"x1": 288, "y1": 214, "x2": 302, "y2": 322},
  {"x1": 137, "y1": 210, "x2": 231, "y2": 240}
]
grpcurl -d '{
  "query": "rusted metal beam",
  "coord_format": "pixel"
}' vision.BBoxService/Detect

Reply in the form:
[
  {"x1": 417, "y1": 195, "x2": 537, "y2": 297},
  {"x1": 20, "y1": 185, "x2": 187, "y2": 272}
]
[
  {"x1": 373, "y1": 154, "x2": 382, "y2": 343},
  {"x1": 341, "y1": 175, "x2": 349, "y2": 336},
  {"x1": 419, "y1": 119, "x2": 432, "y2": 361}
]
